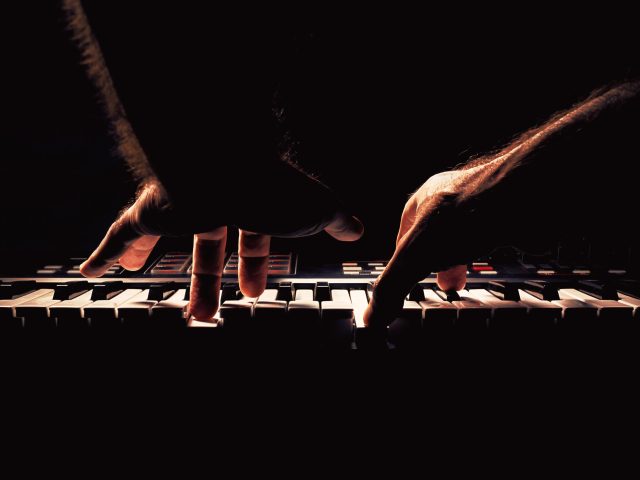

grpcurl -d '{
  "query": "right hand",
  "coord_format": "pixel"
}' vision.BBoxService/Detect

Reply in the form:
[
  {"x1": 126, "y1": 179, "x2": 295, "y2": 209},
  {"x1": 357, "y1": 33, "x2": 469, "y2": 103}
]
[{"x1": 364, "y1": 166, "x2": 502, "y2": 330}]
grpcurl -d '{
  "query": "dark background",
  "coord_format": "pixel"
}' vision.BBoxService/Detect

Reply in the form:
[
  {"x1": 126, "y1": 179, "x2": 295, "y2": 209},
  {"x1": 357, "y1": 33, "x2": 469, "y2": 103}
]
[{"x1": 2, "y1": 2, "x2": 639, "y2": 273}]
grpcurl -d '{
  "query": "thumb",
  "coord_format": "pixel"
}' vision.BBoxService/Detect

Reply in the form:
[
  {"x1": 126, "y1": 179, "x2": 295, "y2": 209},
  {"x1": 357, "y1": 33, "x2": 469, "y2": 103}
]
[{"x1": 324, "y1": 211, "x2": 364, "y2": 241}]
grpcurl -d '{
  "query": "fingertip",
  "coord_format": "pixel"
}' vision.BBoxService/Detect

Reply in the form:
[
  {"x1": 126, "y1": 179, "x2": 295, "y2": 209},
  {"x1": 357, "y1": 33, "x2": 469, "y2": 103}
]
[
  {"x1": 79, "y1": 260, "x2": 103, "y2": 278},
  {"x1": 188, "y1": 302, "x2": 219, "y2": 322},
  {"x1": 239, "y1": 284, "x2": 266, "y2": 298},
  {"x1": 118, "y1": 258, "x2": 145, "y2": 272},
  {"x1": 238, "y1": 255, "x2": 269, "y2": 298},
  {"x1": 436, "y1": 265, "x2": 467, "y2": 291},
  {"x1": 325, "y1": 213, "x2": 365, "y2": 242}
]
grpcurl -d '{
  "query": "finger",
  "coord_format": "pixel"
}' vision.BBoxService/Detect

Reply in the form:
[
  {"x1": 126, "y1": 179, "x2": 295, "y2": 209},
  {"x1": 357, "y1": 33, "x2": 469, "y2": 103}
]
[
  {"x1": 324, "y1": 211, "x2": 364, "y2": 241},
  {"x1": 437, "y1": 265, "x2": 467, "y2": 292},
  {"x1": 238, "y1": 230, "x2": 271, "y2": 298},
  {"x1": 396, "y1": 198, "x2": 418, "y2": 246},
  {"x1": 363, "y1": 230, "x2": 426, "y2": 331},
  {"x1": 80, "y1": 207, "x2": 142, "y2": 278},
  {"x1": 187, "y1": 227, "x2": 227, "y2": 321},
  {"x1": 119, "y1": 235, "x2": 161, "y2": 271}
]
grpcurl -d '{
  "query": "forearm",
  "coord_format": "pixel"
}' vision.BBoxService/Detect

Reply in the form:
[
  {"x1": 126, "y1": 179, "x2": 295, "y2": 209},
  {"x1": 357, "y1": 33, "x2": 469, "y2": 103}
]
[
  {"x1": 455, "y1": 80, "x2": 640, "y2": 201},
  {"x1": 63, "y1": 1, "x2": 300, "y2": 201},
  {"x1": 62, "y1": 0, "x2": 154, "y2": 182}
]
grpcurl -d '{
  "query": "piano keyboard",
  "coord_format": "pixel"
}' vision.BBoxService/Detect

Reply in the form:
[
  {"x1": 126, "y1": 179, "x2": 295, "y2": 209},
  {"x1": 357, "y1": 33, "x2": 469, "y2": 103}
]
[{"x1": 1, "y1": 276, "x2": 639, "y2": 348}]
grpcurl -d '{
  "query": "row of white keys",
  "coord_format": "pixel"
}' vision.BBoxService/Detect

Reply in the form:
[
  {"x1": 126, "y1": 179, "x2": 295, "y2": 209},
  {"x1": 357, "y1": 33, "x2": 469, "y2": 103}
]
[
  {"x1": 451, "y1": 291, "x2": 491, "y2": 327},
  {"x1": 0, "y1": 289, "x2": 54, "y2": 327},
  {"x1": 419, "y1": 289, "x2": 490, "y2": 328},
  {"x1": 617, "y1": 293, "x2": 640, "y2": 320},
  {"x1": 153, "y1": 289, "x2": 200, "y2": 327},
  {"x1": 287, "y1": 289, "x2": 320, "y2": 330},
  {"x1": 421, "y1": 289, "x2": 457, "y2": 326},
  {"x1": 349, "y1": 289, "x2": 368, "y2": 329},
  {"x1": 83, "y1": 289, "x2": 142, "y2": 327},
  {"x1": 465, "y1": 289, "x2": 527, "y2": 327},
  {"x1": 553, "y1": 289, "x2": 599, "y2": 324},
  {"x1": 118, "y1": 289, "x2": 157, "y2": 325},
  {"x1": 322, "y1": 289, "x2": 354, "y2": 344},
  {"x1": 517, "y1": 290, "x2": 562, "y2": 325},
  {"x1": 151, "y1": 288, "x2": 221, "y2": 327},
  {"x1": 14, "y1": 290, "x2": 61, "y2": 327},
  {"x1": 49, "y1": 290, "x2": 95, "y2": 327},
  {"x1": 559, "y1": 288, "x2": 633, "y2": 323}
]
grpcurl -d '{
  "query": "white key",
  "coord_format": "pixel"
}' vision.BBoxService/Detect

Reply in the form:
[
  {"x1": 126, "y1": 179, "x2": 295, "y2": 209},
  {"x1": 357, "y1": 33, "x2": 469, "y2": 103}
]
[
  {"x1": 151, "y1": 289, "x2": 205, "y2": 327},
  {"x1": 49, "y1": 290, "x2": 95, "y2": 325},
  {"x1": 83, "y1": 289, "x2": 142, "y2": 326},
  {"x1": 254, "y1": 289, "x2": 287, "y2": 321},
  {"x1": 13, "y1": 290, "x2": 61, "y2": 318},
  {"x1": 388, "y1": 300, "x2": 423, "y2": 347},
  {"x1": 618, "y1": 293, "x2": 640, "y2": 320},
  {"x1": 219, "y1": 296, "x2": 256, "y2": 329},
  {"x1": 349, "y1": 289, "x2": 369, "y2": 329},
  {"x1": 330, "y1": 289, "x2": 352, "y2": 303},
  {"x1": 518, "y1": 290, "x2": 561, "y2": 325},
  {"x1": 49, "y1": 290, "x2": 94, "y2": 312},
  {"x1": 321, "y1": 289, "x2": 354, "y2": 345},
  {"x1": 154, "y1": 289, "x2": 189, "y2": 309},
  {"x1": 118, "y1": 289, "x2": 158, "y2": 325},
  {"x1": 549, "y1": 292, "x2": 597, "y2": 324},
  {"x1": 559, "y1": 288, "x2": 633, "y2": 322},
  {"x1": 189, "y1": 319, "x2": 218, "y2": 328},
  {"x1": 287, "y1": 291, "x2": 320, "y2": 332},
  {"x1": 120, "y1": 289, "x2": 156, "y2": 309},
  {"x1": 420, "y1": 289, "x2": 457, "y2": 325},
  {"x1": 0, "y1": 289, "x2": 53, "y2": 317},
  {"x1": 465, "y1": 289, "x2": 527, "y2": 327},
  {"x1": 452, "y1": 290, "x2": 491, "y2": 326},
  {"x1": 294, "y1": 289, "x2": 314, "y2": 301}
]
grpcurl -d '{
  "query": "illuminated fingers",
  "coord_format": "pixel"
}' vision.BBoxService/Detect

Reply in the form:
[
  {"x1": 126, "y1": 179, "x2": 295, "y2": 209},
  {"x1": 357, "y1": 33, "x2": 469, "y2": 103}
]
[
  {"x1": 119, "y1": 235, "x2": 161, "y2": 271},
  {"x1": 80, "y1": 206, "x2": 144, "y2": 277},
  {"x1": 238, "y1": 230, "x2": 270, "y2": 298},
  {"x1": 187, "y1": 227, "x2": 227, "y2": 321},
  {"x1": 437, "y1": 265, "x2": 467, "y2": 292}
]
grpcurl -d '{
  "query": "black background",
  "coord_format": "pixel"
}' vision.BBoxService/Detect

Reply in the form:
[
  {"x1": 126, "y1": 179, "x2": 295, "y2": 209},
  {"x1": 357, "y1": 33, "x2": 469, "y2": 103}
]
[{"x1": 1, "y1": 2, "x2": 639, "y2": 274}]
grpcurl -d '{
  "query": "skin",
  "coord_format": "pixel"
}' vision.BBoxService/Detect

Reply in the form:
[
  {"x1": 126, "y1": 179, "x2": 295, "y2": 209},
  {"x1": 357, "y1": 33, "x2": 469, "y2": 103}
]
[
  {"x1": 65, "y1": 1, "x2": 638, "y2": 331},
  {"x1": 364, "y1": 81, "x2": 640, "y2": 330},
  {"x1": 80, "y1": 182, "x2": 364, "y2": 321}
]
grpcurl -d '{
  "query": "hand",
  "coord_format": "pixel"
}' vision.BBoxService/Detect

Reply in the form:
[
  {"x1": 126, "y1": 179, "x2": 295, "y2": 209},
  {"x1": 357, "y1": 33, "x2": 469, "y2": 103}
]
[
  {"x1": 363, "y1": 165, "x2": 500, "y2": 330},
  {"x1": 80, "y1": 162, "x2": 363, "y2": 321}
]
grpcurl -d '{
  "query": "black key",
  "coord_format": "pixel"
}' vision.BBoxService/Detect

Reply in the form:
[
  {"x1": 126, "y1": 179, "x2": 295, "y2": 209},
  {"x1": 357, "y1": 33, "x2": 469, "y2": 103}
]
[
  {"x1": 524, "y1": 281, "x2": 560, "y2": 301},
  {"x1": 276, "y1": 282, "x2": 293, "y2": 302},
  {"x1": 315, "y1": 282, "x2": 332, "y2": 302},
  {"x1": 408, "y1": 284, "x2": 425, "y2": 302},
  {"x1": 444, "y1": 290, "x2": 461, "y2": 302},
  {"x1": 487, "y1": 281, "x2": 521, "y2": 301},
  {"x1": 53, "y1": 281, "x2": 90, "y2": 301},
  {"x1": 578, "y1": 280, "x2": 619, "y2": 301},
  {"x1": 0, "y1": 281, "x2": 37, "y2": 300},
  {"x1": 90, "y1": 281, "x2": 124, "y2": 301},
  {"x1": 147, "y1": 282, "x2": 178, "y2": 301},
  {"x1": 221, "y1": 284, "x2": 239, "y2": 303}
]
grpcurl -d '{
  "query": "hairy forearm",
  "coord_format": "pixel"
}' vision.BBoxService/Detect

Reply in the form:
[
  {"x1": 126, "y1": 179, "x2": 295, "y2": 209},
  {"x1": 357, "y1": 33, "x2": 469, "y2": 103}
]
[
  {"x1": 455, "y1": 80, "x2": 640, "y2": 201},
  {"x1": 62, "y1": 0, "x2": 155, "y2": 182}
]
